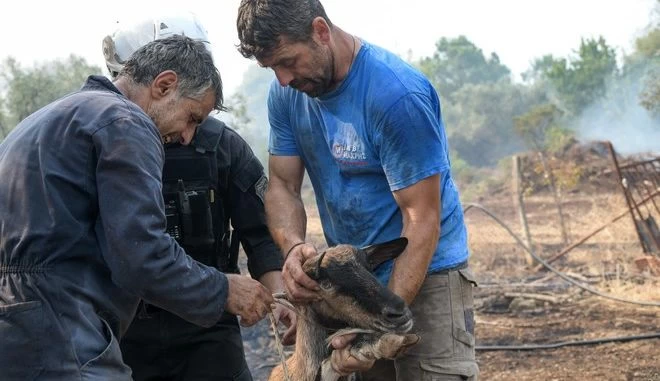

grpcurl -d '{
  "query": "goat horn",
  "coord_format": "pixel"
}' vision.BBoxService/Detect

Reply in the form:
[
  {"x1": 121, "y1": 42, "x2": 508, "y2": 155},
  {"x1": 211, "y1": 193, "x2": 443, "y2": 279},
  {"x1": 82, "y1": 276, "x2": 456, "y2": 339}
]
[{"x1": 313, "y1": 251, "x2": 327, "y2": 278}]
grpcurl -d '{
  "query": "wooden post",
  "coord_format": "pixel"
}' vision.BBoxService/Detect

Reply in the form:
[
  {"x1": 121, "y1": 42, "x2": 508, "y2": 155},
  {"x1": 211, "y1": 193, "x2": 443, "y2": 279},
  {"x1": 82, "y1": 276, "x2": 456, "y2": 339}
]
[
  {"x1": 512, "y1": 155, "x2": 535, "y2": 265},
  {"x1": 538, "y1": 151, "x2": 569, "y2": 246}
]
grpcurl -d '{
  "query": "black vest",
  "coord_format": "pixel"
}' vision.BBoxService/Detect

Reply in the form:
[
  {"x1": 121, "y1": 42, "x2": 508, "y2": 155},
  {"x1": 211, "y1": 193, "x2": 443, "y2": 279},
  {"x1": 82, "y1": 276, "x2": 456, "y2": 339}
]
[{"x1": 161, "y1": 120, "x2": 233, "y2": 270}]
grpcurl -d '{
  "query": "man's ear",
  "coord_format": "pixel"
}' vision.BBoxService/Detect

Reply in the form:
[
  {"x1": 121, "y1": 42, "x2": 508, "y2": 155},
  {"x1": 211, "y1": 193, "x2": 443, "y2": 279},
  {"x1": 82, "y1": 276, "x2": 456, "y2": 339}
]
[
  {"x1": 151, "y1": 70, "x2": 178, "y2": 100},
  {"x1": 311, "y1": 16, "x2": 331, "y2": 45}
]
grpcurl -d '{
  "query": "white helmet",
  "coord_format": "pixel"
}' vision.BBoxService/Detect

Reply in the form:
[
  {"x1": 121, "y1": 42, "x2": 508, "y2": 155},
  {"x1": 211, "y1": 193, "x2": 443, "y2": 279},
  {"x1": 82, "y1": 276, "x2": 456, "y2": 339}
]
[{"x1": 102, "y1": 12, "x2": 210, "y2": 77}]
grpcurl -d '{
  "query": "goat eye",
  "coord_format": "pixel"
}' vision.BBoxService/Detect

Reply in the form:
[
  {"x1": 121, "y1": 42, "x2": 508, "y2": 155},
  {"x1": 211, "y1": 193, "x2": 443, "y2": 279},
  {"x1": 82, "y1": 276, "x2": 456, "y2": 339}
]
[{"x1": 319, "y1": 280, "x2": 332, "y2": 291}]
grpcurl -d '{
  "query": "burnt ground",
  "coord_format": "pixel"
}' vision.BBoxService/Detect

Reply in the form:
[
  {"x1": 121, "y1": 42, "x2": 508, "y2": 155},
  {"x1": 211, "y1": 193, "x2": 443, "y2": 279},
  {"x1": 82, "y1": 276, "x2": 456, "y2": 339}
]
[{"x1": 475, "y1": 295, "x2": 660, "y2": 380}]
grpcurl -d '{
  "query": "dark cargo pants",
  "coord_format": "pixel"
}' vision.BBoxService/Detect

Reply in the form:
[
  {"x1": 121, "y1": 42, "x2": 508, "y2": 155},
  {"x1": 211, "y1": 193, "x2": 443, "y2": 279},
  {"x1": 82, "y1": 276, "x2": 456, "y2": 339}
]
[
  {"x1": 361, "y1": 267, "x2": 479, "y2": 381},
  {"x1": 120, "y1": 306, "x2": 252, "y2": 381}
]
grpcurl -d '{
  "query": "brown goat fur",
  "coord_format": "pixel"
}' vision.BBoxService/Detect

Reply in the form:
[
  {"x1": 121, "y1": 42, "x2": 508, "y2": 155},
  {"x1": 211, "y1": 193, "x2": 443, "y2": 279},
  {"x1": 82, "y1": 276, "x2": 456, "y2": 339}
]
[{"x1": 269, "y1": 238, "x2": 419, "y2": 381}]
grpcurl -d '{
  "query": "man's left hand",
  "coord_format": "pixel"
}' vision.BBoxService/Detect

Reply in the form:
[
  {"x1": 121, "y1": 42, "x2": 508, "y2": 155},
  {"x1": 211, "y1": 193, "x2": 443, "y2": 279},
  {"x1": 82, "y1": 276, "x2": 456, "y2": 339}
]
[
  {"x1": 330, "y1": 333, "x2": 375, "y2": 375},
  {"x1": 273, "y1": 303, "x2": 297, "y2": 346}
]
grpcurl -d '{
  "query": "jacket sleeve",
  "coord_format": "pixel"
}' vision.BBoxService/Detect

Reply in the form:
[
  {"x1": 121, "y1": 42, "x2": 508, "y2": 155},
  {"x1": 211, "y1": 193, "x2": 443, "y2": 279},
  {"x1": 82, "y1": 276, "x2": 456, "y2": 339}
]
[
  {"x1": 93, "y1": 116, "x2": 227, "y2": 328},
  {"x1": 224, "y1": 131, "x2": 283, "y2": 279}
]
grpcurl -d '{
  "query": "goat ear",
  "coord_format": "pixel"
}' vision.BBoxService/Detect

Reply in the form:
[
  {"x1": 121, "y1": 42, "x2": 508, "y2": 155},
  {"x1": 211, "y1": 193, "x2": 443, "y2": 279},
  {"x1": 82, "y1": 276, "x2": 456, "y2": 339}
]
[{"x1": 363, "y1": 237, "x2": 408, "y2": 271}]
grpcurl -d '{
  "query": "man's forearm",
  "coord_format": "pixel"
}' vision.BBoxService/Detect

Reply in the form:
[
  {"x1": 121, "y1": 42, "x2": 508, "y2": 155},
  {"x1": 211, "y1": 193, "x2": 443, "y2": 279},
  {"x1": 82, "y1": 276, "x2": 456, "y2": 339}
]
[
  {"x1": 388, "y1": 219, "x2": 440, "y2": 305},
  {"x1": 265, "y1": 185, "x2": 308, "y2": 256},
  {"x1": 258, "y1": 270, "x2": 286, "y2": 293}
]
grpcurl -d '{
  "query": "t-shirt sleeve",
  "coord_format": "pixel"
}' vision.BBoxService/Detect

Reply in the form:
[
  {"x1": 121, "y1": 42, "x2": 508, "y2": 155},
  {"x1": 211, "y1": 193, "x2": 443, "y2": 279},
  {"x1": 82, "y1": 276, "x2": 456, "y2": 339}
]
[
  {"x1": 373, "y1": 92, "x2": 450, "y2": 191},
  {"x1": 267, "y1": 80, "x2": 299, "y2": 156}
]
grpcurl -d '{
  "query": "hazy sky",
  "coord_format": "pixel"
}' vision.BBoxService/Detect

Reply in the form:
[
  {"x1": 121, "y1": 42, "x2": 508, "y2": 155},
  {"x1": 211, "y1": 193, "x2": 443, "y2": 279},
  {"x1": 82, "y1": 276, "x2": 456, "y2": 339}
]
[{"x1": 0, "y1": 0, "x2": 656, "y2": 96}]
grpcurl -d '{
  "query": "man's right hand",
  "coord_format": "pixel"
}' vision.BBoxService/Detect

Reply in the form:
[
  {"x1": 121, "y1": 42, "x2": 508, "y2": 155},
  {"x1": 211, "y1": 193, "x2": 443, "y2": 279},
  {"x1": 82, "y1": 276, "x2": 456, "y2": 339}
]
[
  {"x1": 225, "y1": 274, "x2": 275, "y2": 327},
  {"x1": 282, "y1": 242, "x2": 321, "y2": 303}
]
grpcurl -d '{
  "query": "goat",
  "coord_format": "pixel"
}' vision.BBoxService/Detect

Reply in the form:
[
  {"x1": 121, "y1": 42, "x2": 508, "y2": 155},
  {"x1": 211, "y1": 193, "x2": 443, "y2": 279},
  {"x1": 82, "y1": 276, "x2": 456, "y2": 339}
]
[{"x1": 269, "y1": 237, "x2": 419, "y2": 381}]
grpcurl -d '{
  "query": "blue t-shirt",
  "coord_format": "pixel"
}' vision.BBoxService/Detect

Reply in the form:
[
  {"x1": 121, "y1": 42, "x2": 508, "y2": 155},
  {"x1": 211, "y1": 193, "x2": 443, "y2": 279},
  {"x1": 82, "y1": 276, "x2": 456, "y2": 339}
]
[{"x1": 268, "y1": 41, "x2": 468, "y2": 284}]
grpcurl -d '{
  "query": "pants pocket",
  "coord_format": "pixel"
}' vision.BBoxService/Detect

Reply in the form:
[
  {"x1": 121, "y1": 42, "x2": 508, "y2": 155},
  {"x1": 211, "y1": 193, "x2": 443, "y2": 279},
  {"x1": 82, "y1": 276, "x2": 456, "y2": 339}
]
[
  {"x1": 450, "y1": 269, "x2": 476, "y2": 358},
  {"x1": 457, "y1": 268, "x2": 477, "y2": 336},
  {"x1": 0, "y1": 300, "x2": 45, "y2": 379},
  {"x1": 80, "y1": 318, "x2": 132, "y2": 380}
]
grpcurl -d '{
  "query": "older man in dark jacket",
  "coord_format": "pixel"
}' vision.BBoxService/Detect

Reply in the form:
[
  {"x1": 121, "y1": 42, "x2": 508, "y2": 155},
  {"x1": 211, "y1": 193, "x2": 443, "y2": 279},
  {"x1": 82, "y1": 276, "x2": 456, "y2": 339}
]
[{"x1": 0, "y1": 35, "x2": 274, "y2": 380}]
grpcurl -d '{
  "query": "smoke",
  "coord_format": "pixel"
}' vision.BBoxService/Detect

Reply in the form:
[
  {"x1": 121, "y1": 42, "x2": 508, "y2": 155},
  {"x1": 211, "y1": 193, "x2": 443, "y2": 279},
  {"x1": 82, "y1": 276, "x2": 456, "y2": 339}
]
[{"x1": 574, "y1": 67, "x2": 660, "y2": 156}]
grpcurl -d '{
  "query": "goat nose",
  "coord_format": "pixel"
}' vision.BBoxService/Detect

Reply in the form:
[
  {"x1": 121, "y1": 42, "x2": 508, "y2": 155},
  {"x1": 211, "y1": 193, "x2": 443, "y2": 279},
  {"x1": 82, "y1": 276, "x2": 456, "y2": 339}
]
[{"x1": 382, "y1": 305, "x2": 407, "y2": 321}]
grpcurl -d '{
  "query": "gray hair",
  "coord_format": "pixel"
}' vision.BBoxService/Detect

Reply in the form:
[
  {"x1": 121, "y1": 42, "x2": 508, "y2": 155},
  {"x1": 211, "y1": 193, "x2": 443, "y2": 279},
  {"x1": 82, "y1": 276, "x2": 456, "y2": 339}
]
[
  {"x1": 120, "y1": 35, "x2": 225, "y2": 111},
  {"x1": 236, "y1": 0, "x2": 332, "y2": 60}
]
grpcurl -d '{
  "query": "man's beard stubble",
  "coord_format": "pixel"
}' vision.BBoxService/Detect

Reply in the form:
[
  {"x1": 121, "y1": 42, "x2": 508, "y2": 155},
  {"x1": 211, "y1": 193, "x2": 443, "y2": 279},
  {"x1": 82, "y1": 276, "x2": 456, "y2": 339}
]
[
  {"x1": 148, "y1": 98, "x2": 178, "y2": 144},
  {"x1": 290, "y1": 48, "x2": 336, "y2": 98}
]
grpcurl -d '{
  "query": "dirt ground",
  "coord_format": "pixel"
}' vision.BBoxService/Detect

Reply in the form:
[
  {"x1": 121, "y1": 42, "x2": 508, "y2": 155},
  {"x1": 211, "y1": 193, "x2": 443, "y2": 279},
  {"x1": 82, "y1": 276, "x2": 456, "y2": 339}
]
[
  {"x1": 242, "y1": 176, "x2": 660, "y2": 380},
  {"x1": 464, "y1": 189, "x2": 660, "y2": 381}
]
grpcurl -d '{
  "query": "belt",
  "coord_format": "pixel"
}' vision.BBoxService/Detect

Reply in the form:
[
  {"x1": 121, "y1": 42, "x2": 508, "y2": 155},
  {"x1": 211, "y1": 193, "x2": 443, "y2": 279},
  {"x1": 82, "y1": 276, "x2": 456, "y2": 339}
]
[{"x1": 429, "y1": 260, "x2": 468, "y2": 275}]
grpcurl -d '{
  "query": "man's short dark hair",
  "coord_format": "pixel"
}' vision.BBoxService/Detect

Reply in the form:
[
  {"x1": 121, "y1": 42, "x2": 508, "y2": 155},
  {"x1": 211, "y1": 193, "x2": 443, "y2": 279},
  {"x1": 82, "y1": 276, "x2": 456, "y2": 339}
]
[{"x1": 236, "y1": 0, "x2": 332, "y2": 61}]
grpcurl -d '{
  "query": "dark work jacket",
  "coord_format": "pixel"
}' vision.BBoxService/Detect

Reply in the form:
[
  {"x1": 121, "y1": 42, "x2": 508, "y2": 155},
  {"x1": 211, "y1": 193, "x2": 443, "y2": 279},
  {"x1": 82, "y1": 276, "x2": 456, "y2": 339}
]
[
  {"x1": 0, "y1": 76, "x2": 227, "y2": 380},
  {"x1": 186, "y1": 119, "x2": 282, "y2": 279}
]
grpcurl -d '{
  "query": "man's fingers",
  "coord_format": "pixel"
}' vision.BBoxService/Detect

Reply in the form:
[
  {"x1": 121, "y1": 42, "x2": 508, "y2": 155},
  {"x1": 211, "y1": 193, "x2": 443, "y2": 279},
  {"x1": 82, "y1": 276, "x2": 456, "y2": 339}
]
[
  {"x1": 288, "y1": 280, "x2": 321, "y2": 302},
  {"x1": 331, "y1": 333, "x2": 356, "y2": 349},
  {"x1": 287, "y1": 258, "x2": 320, "y2": 291},
  {"x1": 293, "y1": 269, "x2": 320, "y2": 291},
  {"x1": 240, "y1": 310, "x2": 259, "y2": 327},
  {"x1": 283, "y1": 271, "x2": 298, "y2": 292},
  {"x1": 281, "y1": 249, "x2": 321, "y2": 303},
  {"x1": 281, "y1": 324, "x2": 297, "y2": 346},
  {"x1": 239, "y1": 305, "x2": 270, "y2": 327},
  {"x1": 285, "y1": 250, "x2": 320, "y2": 291},
  {"x1": 331, "y1": 348, "x2": 355, "y2": 376},
  {"x1": 284, "y1": 267, "x2": 320, "y2": 302},
  {"x1": 239, "y1": 315, "x2": 256, "y2": 327},
  {"x1": 331, "y1": 348, "x2": 375, "y2": 375},
  {"x1": 238, "y1": 292, "x2": 275, "y2": 327}
]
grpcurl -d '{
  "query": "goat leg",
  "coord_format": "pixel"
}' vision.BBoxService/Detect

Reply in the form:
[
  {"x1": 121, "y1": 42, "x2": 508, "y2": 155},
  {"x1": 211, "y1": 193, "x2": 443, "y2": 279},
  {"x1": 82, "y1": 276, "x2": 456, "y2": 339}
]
[{"x1": 351, "y1": 332, "x2": 420, "y2": 360}]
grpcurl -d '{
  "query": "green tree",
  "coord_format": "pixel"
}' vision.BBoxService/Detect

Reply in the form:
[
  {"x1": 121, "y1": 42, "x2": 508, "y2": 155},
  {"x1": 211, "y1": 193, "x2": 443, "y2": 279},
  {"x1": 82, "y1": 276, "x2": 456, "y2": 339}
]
[
  {"x1": 529, "y1": 37, "x2": 617, "y2": 115},
  {"x1": 0, "y1": 55, "x2": 101, "y2": 136},
  {"x1": 222, "y1": 91, "x2": 270, "y2": 165},
  {"x1": 514, "y1": 103, "x2": 565, "y2": 151},
  {"x1": 221, "y1": 64, "x2": 276, "y2": 166},
  {"x1": 417, "y1": 35, "x2": 511, "y2": 102},
  {"x1": 443, "y1": 82, "x2": 544, "y2": 166},
  {"x1": 635, "y1": 25, "x2": 660, "y2": 114},
  {"x1": 514, "y1": 103, "x2": 571, "y2": 244},
  {"x1": 0, "y1": 97, "x2": 8, "y2": 139}
]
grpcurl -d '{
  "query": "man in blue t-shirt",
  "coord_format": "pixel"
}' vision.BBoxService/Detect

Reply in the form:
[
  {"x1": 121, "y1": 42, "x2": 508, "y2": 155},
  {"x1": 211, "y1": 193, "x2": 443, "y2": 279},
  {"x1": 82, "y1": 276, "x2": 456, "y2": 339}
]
[{"x1": 237, "y1": 1, "x2": 479, "y2": 380}]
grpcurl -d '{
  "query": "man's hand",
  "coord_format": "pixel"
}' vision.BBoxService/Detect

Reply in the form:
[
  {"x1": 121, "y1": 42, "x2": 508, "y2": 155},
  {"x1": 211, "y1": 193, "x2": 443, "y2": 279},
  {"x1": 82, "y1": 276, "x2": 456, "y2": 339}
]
[
  {"x1": 224, "y1": 274, "x2": 274, "y2": 327},
  {"x1": 272, "y1": 303, "x2": 297, "y2": 345},
  {"x1": 282, "y1": 243, "x2": 321, "y2": 303},
  {"x1": 330, "y1": 333, "x2": 375, "y2": 375}
]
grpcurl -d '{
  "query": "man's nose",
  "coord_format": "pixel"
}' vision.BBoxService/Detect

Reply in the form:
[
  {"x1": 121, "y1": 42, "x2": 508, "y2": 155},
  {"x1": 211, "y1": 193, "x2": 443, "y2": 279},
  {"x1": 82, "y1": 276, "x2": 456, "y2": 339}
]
[
  {"x1": 179, "y1": 124, "x2": 198, "y2": 145},
  {"x1": 274, "y1": 68, "x2": 294, "y2": 87}
]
